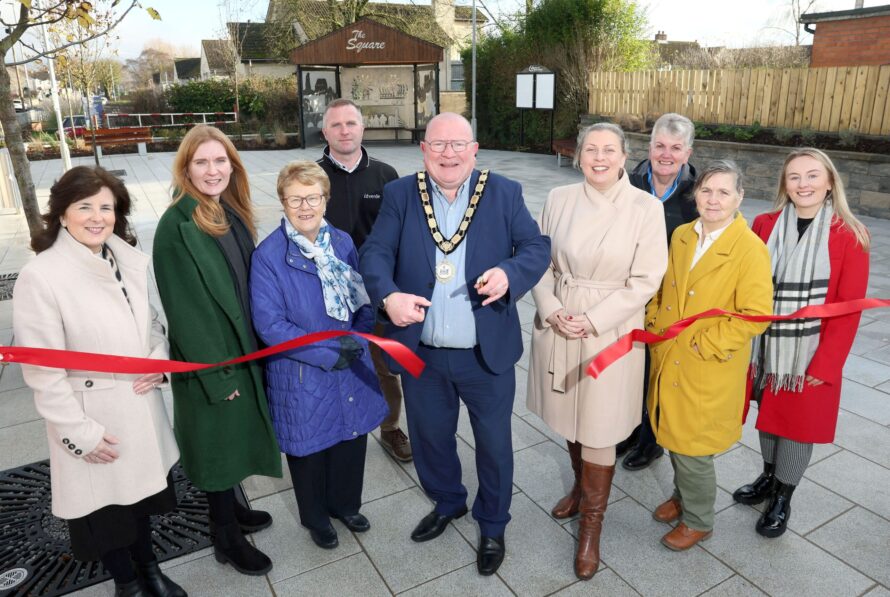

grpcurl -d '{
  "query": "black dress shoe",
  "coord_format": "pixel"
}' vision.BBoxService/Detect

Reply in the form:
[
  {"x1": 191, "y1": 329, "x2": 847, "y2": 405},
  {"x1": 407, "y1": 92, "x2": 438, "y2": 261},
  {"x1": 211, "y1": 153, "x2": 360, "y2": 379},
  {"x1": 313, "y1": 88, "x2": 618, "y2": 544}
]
[
  {"x1": 334, "y1": 512, "x2": 370, "y2": 533},
  {"x1": 309, "y1": 524, "x2": 339, "y2": 549},
  {"x1": 477, "y1": 535, "x2": 505, "y2": 576},
  {"x1": 622, "y1": 442, "x2": 664, "y2": 471},
  {"x1": 136, "y1": 560, "x2": 187, "y2": 597},
  {"x1": 410, "y1": 506, "x2": 468, "y2": 542},
  {"x1": 615, "y1": 427, "x2": 641, "y2": 457}
]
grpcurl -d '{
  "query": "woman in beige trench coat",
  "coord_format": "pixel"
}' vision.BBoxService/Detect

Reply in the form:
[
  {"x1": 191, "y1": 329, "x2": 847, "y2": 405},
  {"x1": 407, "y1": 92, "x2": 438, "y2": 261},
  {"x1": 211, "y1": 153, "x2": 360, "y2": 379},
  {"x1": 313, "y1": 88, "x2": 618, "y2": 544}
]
[{"x1": 527, "y1": 123, "x2": 668, "y2": 580}]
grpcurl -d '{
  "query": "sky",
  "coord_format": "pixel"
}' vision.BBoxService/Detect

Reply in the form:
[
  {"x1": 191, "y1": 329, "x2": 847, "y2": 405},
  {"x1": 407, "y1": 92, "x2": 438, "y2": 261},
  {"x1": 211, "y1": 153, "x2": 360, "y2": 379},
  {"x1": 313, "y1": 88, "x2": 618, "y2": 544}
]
[{"x1": 72, "y1": 0, "x2": 890, "y2": 60}]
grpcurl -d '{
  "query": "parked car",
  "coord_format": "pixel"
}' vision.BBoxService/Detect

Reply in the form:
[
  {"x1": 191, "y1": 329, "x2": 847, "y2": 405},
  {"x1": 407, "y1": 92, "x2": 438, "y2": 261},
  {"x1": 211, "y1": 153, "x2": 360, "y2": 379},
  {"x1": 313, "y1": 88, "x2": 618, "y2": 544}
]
[
  {"x1": 13, "y1": 98, "x2": 24, "y2": 112},
  {"x1": 61, "y1": 115, "x2": 90, "y2": 139}
]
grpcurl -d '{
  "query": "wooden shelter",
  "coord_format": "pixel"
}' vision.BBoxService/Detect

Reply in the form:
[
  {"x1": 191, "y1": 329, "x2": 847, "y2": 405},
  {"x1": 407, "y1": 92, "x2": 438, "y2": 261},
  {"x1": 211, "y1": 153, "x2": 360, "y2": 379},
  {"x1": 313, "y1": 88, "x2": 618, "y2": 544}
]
[{"x1": 290, "y1": 18, "x2": 445, "y2": 147}]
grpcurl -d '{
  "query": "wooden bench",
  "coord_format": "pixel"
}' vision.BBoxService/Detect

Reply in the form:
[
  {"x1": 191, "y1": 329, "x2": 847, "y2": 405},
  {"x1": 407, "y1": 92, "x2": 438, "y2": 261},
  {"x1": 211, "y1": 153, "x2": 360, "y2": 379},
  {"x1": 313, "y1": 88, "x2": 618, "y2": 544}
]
[
  {"x1": 85, "y1": 127, "x2": 153, "y2": 157},
  {"x1": 552, "y1": 138, "x2": 576, "y2": 167}
]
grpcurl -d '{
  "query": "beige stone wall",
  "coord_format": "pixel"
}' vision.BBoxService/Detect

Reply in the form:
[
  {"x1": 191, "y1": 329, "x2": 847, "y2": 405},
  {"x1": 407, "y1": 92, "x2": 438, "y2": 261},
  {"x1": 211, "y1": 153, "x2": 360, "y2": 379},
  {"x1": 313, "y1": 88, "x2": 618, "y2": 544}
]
[
  {"x1": 624, "y1": 131, "x2": 890, "y2": 218},
  {"x1": 440, "y1": 91, "x2": 467, "y2": 117}
]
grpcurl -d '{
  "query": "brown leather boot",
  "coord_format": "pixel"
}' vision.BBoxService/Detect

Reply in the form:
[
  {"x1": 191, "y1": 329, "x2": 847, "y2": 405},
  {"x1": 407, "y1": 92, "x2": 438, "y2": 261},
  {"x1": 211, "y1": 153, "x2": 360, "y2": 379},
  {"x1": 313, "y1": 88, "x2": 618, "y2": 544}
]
[
  {"x1": 551, "y1": 441, "x2": 583, "y2": 519},
  {"x1": 574, "y1": 461, "x2": 615, "y2": 580}
]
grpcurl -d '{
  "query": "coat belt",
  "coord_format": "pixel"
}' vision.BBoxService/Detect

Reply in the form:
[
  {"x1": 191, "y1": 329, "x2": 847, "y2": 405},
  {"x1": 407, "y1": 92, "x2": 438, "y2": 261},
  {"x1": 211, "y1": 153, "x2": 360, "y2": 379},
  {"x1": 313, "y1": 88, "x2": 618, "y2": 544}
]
[{"x1": 550, "y1": 274, "x2": 627, "y2": 393}]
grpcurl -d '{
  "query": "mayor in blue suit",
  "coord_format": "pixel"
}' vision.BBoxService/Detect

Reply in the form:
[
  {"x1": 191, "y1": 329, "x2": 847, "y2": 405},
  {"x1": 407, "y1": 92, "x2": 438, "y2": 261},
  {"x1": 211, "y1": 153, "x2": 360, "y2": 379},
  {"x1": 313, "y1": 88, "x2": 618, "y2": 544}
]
[{"x1": 360, "y1": 113, "x2": 550, "y2": 576}]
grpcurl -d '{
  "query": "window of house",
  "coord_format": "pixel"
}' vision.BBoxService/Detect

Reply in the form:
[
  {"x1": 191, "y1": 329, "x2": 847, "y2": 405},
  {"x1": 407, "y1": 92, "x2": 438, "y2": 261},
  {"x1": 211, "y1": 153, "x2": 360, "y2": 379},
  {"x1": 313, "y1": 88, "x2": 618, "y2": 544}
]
[{"x1": 450, "y1": 61, "x2": 464, "y2": 91}]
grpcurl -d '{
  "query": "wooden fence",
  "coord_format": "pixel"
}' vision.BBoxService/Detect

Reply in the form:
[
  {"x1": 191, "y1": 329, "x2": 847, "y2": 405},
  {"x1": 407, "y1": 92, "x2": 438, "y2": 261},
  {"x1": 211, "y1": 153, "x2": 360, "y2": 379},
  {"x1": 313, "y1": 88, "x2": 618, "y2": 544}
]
[{"x1": 589, "y1": 66, "x2": 890, "y2": 136}]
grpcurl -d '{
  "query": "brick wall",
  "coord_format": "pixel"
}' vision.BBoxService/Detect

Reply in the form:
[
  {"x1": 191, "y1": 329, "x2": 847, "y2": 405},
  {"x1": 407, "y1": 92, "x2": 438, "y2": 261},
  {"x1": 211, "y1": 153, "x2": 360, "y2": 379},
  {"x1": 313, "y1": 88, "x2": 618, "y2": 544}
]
[
  {"x1": 810, "y1": 14, "x2": 890, "y2": 67},
  {"x1": 624, "y1": 133, "x2": 890, "y2": 218}
]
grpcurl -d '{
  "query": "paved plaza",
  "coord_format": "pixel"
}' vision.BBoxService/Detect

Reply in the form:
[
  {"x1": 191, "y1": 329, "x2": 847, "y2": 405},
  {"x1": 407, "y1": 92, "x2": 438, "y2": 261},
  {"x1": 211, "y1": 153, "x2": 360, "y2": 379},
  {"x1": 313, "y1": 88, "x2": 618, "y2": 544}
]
[{"x1": 0, "y1": 145, "x2": 889, "y2": 596}]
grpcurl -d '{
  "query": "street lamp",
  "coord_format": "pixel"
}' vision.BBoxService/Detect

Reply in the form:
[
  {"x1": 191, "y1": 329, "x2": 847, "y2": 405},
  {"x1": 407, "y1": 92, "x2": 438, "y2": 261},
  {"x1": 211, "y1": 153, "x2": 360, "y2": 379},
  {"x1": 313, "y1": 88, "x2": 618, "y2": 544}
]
[{"x1": 471, "y1": 0, "x2": 477, "y2": 139}]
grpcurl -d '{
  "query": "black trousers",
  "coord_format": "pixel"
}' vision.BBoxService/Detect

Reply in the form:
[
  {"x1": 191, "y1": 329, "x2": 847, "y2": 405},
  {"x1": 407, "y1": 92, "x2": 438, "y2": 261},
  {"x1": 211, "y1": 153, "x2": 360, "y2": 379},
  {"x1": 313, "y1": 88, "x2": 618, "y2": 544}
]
[
  {"x1": 286, "y1": 434, "x2": 368, "y2": 531},
  {"x1": 637, "y1": 349, "x2": 658, "y2": 447}
]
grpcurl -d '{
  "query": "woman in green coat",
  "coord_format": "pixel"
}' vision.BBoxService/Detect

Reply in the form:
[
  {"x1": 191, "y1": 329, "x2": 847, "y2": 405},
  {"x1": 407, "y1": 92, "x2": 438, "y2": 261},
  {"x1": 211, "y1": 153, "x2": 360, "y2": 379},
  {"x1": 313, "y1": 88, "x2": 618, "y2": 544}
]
[{"x1": 153, "y1": 125, "x2": 282, "y2": 576}]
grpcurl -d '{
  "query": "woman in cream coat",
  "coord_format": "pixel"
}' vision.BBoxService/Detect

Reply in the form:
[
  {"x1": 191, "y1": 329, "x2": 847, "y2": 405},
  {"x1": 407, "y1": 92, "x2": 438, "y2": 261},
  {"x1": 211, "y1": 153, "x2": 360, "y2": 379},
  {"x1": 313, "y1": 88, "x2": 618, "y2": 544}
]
[
  {"x1": 528, "y1": 123, "x2": 668, "y2": 580},
  {"x1": 14, "y1": 166, "x2": 183, "y2": 597}
]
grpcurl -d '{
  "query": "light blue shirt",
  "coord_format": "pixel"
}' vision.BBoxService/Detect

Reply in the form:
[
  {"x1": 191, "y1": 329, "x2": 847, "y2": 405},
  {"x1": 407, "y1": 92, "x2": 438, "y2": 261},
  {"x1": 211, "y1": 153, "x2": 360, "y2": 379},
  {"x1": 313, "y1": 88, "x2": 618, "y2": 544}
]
[{"x1": 419, "y1": 177, "x2": 477, "y2": 348}]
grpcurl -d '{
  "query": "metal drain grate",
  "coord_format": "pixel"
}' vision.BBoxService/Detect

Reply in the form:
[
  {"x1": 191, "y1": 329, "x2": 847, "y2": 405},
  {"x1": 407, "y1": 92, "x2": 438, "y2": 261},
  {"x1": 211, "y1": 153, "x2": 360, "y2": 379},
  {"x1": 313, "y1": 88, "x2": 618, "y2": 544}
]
[
  {"x1": 0, "y1": 273, "x2": 17, "y2": 302},
  {"x1": 0, "y1": 461, "x2": 214, "y2": 596}
]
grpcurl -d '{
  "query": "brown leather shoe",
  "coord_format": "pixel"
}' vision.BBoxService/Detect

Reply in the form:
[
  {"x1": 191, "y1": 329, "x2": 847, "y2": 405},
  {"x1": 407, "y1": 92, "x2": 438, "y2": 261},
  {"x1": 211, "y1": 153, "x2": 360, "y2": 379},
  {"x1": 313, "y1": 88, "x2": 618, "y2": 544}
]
[
  {"x1": 380, "y1": 428, "x2": 413, "y2": 462},
  {"x1": 551, "y1": 441, "x2": 582, "y2": 519},
  {"x1": 652, "y1": 497, "x2": 682, "y2": 523},
  {"x1": 575, "y1": 462, "x2": 614, "y2": 580},
  {"x1": 661, "y1": 523, "x2": 712, "y2": 551}
]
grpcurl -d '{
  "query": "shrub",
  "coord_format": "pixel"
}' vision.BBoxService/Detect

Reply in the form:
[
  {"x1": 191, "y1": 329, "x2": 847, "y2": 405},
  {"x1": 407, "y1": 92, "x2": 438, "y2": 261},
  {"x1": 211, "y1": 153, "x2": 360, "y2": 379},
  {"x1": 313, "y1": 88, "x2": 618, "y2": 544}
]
[
  {"x1": 800, "y1": 128, "x2": 817, "y2": 144},
  {"x1": 131, "y1": 89, "x2": 168, "y2": 113},
  {"x1": 693, "y1": 122, "x2": 713, "y2": 139},
  {"x1": 838, "y1": 128, "x2": 859, "y2": 148},
  {"x1": 613, "y1": 113, "x2": 644, "y2": 132},
  {"x1": 773, "y1": 127, "x2": 795, "y2": 143}
]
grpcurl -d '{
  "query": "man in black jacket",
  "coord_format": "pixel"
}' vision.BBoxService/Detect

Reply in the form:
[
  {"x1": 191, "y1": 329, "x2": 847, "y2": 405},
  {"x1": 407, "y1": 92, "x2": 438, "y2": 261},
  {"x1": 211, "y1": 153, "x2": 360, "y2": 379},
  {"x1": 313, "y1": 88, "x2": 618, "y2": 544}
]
[
  {"x1": 317, "y1": 98, "x2": 411, "y2": 463},
  {"x1": 622, "y1": 113, "x2": 699, "y2": 471}
]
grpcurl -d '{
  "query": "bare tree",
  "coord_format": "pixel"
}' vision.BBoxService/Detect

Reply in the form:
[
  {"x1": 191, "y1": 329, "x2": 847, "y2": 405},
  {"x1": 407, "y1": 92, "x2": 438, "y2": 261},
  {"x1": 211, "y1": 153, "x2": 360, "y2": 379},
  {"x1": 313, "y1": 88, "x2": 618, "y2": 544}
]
[
  {"x1": 763, "y1": 0, "x2": 819, "y2": 46},
  {"x1": 0, "y1": 0, "x2": 160, "y2": 242}
]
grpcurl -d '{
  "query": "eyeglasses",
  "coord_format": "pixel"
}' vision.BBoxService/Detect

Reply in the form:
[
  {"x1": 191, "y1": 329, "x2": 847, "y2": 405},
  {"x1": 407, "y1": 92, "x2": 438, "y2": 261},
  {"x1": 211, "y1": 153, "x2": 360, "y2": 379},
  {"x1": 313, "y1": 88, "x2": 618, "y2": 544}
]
[
  {"x1": 283, "y1": 194, "x2": 325, "y2": 209},
  {"x1": 425, "y1": 140, "x2": 472, "y2": 153}
]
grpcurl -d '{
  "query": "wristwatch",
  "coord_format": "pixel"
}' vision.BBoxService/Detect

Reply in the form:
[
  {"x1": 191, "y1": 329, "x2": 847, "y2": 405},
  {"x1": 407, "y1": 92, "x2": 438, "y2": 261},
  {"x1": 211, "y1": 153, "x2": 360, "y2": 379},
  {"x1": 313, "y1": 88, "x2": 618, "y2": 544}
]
[{"x1": 380, "y1": 293, "x2": 393, "y2": 311}]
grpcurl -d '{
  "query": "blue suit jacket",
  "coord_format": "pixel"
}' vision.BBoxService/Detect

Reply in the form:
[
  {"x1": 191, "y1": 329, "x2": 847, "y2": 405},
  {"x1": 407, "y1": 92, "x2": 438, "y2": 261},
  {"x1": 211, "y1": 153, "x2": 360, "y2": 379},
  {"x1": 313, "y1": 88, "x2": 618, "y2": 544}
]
[{"x1": 359, "y1": 169, "x2": 551, "y2": 375}]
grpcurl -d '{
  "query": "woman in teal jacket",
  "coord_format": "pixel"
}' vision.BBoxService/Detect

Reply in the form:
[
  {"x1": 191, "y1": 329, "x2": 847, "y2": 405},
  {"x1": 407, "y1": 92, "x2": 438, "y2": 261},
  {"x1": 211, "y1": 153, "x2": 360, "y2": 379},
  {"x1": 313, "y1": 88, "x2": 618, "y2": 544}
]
[{"x1": 153, "y1": 125, "x2": 281, "y2": 576}]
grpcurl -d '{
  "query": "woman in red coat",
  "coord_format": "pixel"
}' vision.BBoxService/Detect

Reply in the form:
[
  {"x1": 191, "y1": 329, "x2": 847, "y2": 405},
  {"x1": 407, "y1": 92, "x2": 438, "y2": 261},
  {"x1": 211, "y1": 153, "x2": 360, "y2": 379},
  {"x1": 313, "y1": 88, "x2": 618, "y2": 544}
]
[{"x1": 733, "y1": 147, "x2": 870, "y2": 538}]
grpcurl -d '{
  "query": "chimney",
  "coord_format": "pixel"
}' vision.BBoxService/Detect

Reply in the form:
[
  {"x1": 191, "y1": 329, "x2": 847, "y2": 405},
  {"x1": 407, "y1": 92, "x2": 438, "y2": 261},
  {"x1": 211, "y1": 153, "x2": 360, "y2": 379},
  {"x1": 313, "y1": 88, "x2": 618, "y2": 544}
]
[
  {"x1": 655, "y1": 30, "x2": 668, "y2": 43},
  {"x1": 431, "y1": 0, "x2": 456, "y2": 39},
  {"x1": 855, "y1": 0, "x2": 864, "y2": 8}
]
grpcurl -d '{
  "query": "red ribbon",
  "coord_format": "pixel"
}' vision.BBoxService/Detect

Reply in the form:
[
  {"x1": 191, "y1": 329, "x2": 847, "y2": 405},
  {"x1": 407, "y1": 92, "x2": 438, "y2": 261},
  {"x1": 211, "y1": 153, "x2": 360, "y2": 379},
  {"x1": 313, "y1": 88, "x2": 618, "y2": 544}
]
[
  {"x1": 587, "y1": 298, "x2": 890, "y2": 379},
  {"x1": 0, "y1": 331, "x2": 426, "y2": 379}
]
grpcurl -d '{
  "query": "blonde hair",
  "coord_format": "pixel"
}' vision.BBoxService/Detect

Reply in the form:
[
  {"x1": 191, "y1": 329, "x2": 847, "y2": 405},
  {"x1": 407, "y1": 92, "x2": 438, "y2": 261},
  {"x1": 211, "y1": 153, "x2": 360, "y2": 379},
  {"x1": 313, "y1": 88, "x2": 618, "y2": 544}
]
[
  {"x1": 171, "y1": 125, "x2": 256, "y2": 239},
  {"x1": 276, "y1": 161, "x2": 331, "y2": 201},
  {"x1": 774, "y1": 147, "x2": 869, "y2": 251}
]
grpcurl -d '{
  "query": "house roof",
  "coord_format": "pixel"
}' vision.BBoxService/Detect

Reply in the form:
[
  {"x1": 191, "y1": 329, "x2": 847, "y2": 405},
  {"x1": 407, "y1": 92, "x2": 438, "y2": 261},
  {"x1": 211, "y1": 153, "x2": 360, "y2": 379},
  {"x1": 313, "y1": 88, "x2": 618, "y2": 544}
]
[
  {"x1": 267, "y1": 0, "x2": 454, "y2": 49},
  {"x1": 174, "y1": 58, "x2": 201, "y2": 80},
  {"x1": 652, "y1": 40, "x2": 701, "y2": 65},
  {"x1": 201, "y1": 39, "x2": 230, "y2": 71},
  {"x1": 227, "y1": 22, "x2": 282, "y2": 61},
  {"x1": 801, "y1": 4, "x2": 890, "y2": 24}
]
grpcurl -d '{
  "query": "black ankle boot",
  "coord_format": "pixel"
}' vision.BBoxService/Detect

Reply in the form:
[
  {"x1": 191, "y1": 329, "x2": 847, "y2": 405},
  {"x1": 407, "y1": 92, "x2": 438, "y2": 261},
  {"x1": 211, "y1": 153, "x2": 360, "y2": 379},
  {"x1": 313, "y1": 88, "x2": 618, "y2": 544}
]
[
  {"x1": 213, "y1": 522, "x2": 273, "y2": 575},
  {"x1": 136, "y1": 560, "x2": 187, "y2": 597},
  {"x1": 115, "y1": 579, "x2": 149, "y2": 597},
  {"x1": 234, "y1": 500, "x2": 273, "y2": 533},
  {"x1": 756, "y1": 481, "x2": 795, "y2": 538},
  {"x1": 733, "y1": 461, "x2": 776, "y2": 505}
]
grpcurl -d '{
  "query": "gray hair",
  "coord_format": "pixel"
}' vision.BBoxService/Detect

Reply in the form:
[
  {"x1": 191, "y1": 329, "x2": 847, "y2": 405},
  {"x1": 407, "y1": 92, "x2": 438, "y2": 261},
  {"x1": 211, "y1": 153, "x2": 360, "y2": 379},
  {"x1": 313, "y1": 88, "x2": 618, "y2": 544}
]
[
  {"x1": 651, "y1": 113, "x2": 694, "y2": 149},
  {"x1": 322, "y1": 98, "x2": 364, "y2": 128},
  {"x1": 693, "y1": 160, "x2": 744, "y2": 195},
  {"x1": 573, "y1": 122, "x2": 627, "y2": 170}
]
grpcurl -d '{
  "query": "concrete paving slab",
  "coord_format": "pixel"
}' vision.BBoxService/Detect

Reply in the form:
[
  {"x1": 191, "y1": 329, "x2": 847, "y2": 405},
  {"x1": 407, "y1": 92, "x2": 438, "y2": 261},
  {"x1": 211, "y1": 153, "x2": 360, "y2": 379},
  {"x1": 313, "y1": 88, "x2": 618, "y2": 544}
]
[
  {"x1": 833, "y1": 410, "x2": 890, "y2": 469},
  {"x1": 808, "y1": 507, "x2": 890, "y2": 587},
  {"x1": 157, "y1": 552, "x2": 275, "y2": 597},
  {"x1": 248, "y1": 490, "x2": 362, "y2": 585},
  {"x1": 704, "y1": 504, "x2": 873, "y2": 597},
  {"x1": 840, "y1": 380, "x2": 890, "y2": 425},
  {"x1": 0, "y1": 385, "x2": 39, "y2": 429},
  {"x1": 481, "y1": 493, "x2": 578, "y2": 597},
  {"x1": 355, "y1": 487, "x2": 475, "y2": 594},
  {"x1": 701, "y1": 575, "x2": 769, "y2": 596},
  {"x1": 398, "y1": 563, "x2": 514, "y2": 597},
  {"x1": 843, "y1": 355, "x2": 890, "y2": 388},
  {"x1": 594, "y1": 498, "x2": 733, "y2": 597},
  {"x1": 0, "y1": 419, "x2": 47, "y2": 470},
  {"x1": 549, "y1": 569, "x2": 639, "y2": 596},
  {"x1": 273, "y1": 553, "x2": 391, "y2": 597},
  {"x1": 807, "y1": 450, "x2": 890, "y2": 521}
]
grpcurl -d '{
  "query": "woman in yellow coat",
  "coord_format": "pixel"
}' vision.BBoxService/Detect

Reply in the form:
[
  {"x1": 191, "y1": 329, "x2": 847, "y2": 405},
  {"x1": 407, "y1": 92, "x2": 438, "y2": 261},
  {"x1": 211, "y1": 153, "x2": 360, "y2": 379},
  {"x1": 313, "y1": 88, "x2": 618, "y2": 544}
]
[{"x1": 646, "y1": 160, "x2": 773, "y2": 551}]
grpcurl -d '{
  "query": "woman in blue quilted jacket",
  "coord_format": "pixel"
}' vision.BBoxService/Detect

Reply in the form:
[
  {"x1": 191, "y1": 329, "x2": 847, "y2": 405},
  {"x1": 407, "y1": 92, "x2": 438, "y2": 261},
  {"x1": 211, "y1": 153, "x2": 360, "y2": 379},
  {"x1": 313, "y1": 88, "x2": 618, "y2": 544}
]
[{"x1": 249, "y1": 161, "x2": 388, "y2": 550}]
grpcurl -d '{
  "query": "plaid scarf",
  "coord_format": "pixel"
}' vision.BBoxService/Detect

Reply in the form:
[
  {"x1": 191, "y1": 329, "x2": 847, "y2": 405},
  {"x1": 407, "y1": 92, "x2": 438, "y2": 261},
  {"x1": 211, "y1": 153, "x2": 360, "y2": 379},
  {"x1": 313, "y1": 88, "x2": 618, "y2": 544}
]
[
  {"x1": 751, "y1": 202, "x2": 832, "y2": 393},
  {"x1": 286, "y1": 219, "x2": 370, "y2": 322}
]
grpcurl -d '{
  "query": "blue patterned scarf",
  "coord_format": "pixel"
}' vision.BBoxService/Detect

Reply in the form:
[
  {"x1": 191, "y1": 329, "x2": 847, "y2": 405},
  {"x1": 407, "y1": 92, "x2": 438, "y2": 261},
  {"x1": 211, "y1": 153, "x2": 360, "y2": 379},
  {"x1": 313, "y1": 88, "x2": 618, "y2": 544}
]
[{"x1": 286, "y1": 219, "x2": 370, "y2": 321}]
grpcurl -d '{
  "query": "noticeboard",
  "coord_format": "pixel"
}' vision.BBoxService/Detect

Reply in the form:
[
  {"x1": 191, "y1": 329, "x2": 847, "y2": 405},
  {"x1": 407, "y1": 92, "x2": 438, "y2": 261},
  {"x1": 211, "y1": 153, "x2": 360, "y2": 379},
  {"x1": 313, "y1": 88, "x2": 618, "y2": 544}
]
[{"x1": 515, "y1": 65, "x2": 555, "y2": 110}]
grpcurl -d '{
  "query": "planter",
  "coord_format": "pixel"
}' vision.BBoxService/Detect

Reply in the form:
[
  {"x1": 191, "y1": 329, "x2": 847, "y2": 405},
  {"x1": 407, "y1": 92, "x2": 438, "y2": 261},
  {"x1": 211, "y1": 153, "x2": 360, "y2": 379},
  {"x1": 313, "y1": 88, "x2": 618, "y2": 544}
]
[{"x1": 625, "y1": 132, "x2": 890, "y2": 219}]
